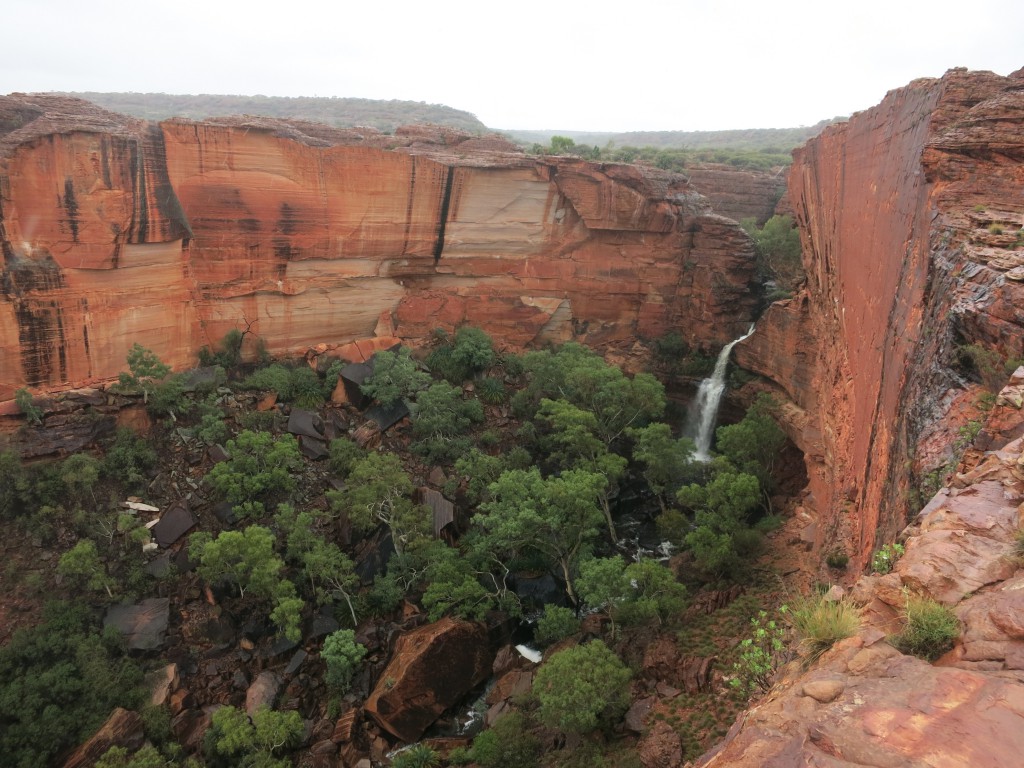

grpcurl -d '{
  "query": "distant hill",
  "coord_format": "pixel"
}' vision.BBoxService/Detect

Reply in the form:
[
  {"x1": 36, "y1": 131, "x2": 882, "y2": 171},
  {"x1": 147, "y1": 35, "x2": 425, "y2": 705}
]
[
  {"x1": 62, "y1": 92, "x2": 489, "y2": 134},
  {"x1": 503, "y1": 120, "x2": 843, "y2": 152}
]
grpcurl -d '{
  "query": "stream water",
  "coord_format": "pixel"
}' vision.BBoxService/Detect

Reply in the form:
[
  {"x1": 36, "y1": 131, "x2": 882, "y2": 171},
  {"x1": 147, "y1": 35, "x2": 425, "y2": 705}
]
[{"x1": 684, "y1": 325, "x2": 755, "y2": 460}]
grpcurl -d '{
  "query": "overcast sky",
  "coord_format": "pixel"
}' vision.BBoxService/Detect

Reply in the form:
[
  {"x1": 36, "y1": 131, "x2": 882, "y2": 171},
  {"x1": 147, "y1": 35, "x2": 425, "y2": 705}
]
[{"x1": 3, "y1": 0, "x2": 1021, "y2": 132}]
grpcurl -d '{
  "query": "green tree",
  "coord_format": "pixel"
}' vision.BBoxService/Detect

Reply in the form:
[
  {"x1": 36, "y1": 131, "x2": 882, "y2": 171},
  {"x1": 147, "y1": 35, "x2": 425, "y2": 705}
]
[
  {"x1": 0, "y1": 602, "x2": 144, "y2": 768},
  {"x1": 59, "y1": 539, "x2": 112, "y2": 597},
  {"x1": 420, "y1": 540, "x2": 519, "y2": 621},
  {"x1": 535, "y1": 397, "x2": 628, "y2": 542},
  {"x1": 532, "y1": 640, "x2": 632, "y2": 734},
  {"x1": 321, "y1": 629, "x2": 367, "y2": 693},
  {"x1": 677, "y1": 469, "x2": 763, "y2": 578},
  {"x1": 740, "y1": 214, "x2": 803, "y2": 292},
  {"x1": 190, "y1": 526, "x2": 285, "y2": 601},
  {"x1": 578, "y1": 556, "x2": 686, "y2": 632},
  {"x1": 206, "y1": 705, "x2": 302, "y2": 766},
  {"x1": 95, "y1": 745, "x2": 165, "y2": 768},
  {"x1": 60, "y1": 452, "x2": 101, "y2": 505},
  {"x1": 302, "y1": 539, "x2": 359, "y2": 625},
  {"x1": 475, "y1": 467, "x2": 605, "y2": 605},
  {"x1": 535, "y1": 604, "x2": 580, "y2": 646},
  {"x1": 360, "y1": 348, "x2": 430, "y2": 407},
  {"x1": 410, "y1": 381, "x2": 484, "y2": 461},
  {"x1": 118, "y1": 343, "x2": 171, "y2": 403},
  {"x1": 101, "y1": 428, "x2": 157, "y2": 492},
  {"x1": 629, "y1": 423, "x2": 697, "y2": 512},
  {"x1": 715, "y1": 393, "x2": 786, "y2": 498},
  {"x1": 0, "y1": 449, "x2": 26, "y2": 520},
  {"x1": 515, "y1": 343, "x2": 665, "y2": 442},
  {"x1": 328, "y1": 452, "x2": 429, "y2": 555},
  {"x1": 205, "y1": 430, "x2": 301, "y2": 516}
]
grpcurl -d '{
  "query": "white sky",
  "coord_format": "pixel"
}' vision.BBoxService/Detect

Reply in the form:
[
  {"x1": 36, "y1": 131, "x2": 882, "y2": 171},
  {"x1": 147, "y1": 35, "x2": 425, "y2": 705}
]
[{"x1": 3, "y1": 0, "x2": 1021, "y2": 132}]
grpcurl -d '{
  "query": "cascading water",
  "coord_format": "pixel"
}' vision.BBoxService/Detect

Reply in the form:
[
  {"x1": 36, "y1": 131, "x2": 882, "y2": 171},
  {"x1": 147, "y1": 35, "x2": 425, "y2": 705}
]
[{"x1": 684, "y1": 325, "x2": 756, "y2": 461}]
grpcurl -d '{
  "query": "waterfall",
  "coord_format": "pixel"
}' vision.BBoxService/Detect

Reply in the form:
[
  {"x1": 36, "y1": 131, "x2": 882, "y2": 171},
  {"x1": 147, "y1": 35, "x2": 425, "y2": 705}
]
[{"x1": 684, "y1": 325, "x2": 755, "y2": 461}]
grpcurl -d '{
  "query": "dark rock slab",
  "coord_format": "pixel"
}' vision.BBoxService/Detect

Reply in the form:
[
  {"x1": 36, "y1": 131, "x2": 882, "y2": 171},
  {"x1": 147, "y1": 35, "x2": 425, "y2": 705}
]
[
  {"x1": 420, "y1": 488, "x2": 455, "y2": 537},
  {"x1": 365, "y1": 401, "x2": 409, "y2": 432},
  {"x1": 285, "y1": 649, "x2": 307, "y2": 677},
  {"x1": 288, "y1": 408, "x2": 325, "y2": 439},
  {"x1": 152, "y1": 503, "x2": 196, "y2": 547},
  {"x1": 104, "y1": 598, "x2": 170, "y2": 651},
  {"x1": 299, "y1": 434, "x2": 329, "y2": 460}
]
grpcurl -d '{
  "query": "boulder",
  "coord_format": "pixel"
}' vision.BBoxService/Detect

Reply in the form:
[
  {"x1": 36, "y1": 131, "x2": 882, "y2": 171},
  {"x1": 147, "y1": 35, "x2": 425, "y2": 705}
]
[
  {"x1": 63, "y1": 708, "x2": 144, "y2": 768},
  {"x1": 364, "y1": 617, "x2": 494, "y2": 742}
]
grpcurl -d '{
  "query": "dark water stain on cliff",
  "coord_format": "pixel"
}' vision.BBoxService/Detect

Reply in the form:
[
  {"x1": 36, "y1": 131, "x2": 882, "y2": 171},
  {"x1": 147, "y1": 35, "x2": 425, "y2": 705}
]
[
  {"x1": 433, "y1": 166, "x2": 455, "y2": 263},
  {"x1": 128, "y1": 127, "x2": 192, "y2": 245},
  {"x1": 2, "y1": 253, "x2": 68, "y2": 386},
  {"x1": 62, "y1": 178, "x2": 79, "y2": 242}
]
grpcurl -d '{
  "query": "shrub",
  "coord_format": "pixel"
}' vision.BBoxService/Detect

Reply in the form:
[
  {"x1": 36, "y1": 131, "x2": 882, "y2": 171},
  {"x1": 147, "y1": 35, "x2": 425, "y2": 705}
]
[
  {"x1": 14, "y1": 387, "x2": 43, "y2": 424},
  {"x1": 988, "y1": 223, "x2": 1004, "y2": 235},
  {"x1": 871, "y1": 542, "x2": 905, "y2": 574},
  {"x1": 535, "y1": 604, "x2": 580, "y2": 646},
  {"x1": 361, "y1": 348, "x2": 430, "y2": 407},
  {"x1": 118, "y1": 343, "x2": 171, "y2": 403},
  {"x1": 241, "y1": 363, "x2": 324, "y2": 407},
  {"x1": 790, "y1": 594, "x2": 860, "y2": 661},
  {"x1": 328, "y1": 437, "x2": 365, "y2": 477},
  {"x1": 825, "y1": 550, "x2": 849, "y2": 570},
  {"x1": 730, "y1": 607, "x2": 789, "y2": 696},
  {"x1": 476, "y1": 376, "x2": 507, "y2": 404},
  {"x1": 102, "y1": 428, "x2": 158, "y2": 492},
  {"x1": 391, "y1": 745, "x2": 440, "y2": 768},
  {"x1": 470, "y1": 711, "x2": 541, "y2": 768},
  {"x1": 890, "y1": 595, "x2": 959, "y2": 661}
]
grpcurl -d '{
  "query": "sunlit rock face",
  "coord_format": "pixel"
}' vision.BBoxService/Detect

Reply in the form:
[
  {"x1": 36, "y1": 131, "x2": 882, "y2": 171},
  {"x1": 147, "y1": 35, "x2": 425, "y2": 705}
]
[
  {"x1": 0, "y1": 95, "x2": 758, "y2": 400},
  {"x1": 735, "y1": 67, "x2": 1024, "y2": 566}
]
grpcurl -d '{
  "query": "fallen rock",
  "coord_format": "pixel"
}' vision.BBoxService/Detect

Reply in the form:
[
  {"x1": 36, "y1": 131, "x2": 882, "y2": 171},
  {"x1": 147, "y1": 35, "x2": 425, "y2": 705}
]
[
  {"x1": 364, "y1": 617, "x2": 494, "y2": 742},
  {"x1": 63, "y1": 708, "x2": 144, "y2": 768},
  {"x1": 801, "y1": 678, "x2": 845, "y2": 703},
  {"x1": 246, "y1": 671, "x2": 281, "y2": 715},
  {"x1": 638, "y1": 719, "x2": 683, "y2": 768}
]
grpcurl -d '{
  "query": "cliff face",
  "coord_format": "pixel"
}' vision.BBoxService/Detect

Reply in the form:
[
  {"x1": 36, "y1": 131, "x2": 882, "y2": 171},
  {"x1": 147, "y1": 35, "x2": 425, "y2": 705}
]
[
  {"x1": 0, "y1": 96, "x2": 758, "y2": 400},
  {"x1": 735, "y1": 68, "x2": 1024, "y2": 566}
]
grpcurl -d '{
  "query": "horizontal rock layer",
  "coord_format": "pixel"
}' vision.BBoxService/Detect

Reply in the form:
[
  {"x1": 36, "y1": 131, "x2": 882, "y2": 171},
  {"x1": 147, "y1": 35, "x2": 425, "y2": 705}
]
[{"x1": 0, "y1": 95, "x2": 760, "y2": 400}]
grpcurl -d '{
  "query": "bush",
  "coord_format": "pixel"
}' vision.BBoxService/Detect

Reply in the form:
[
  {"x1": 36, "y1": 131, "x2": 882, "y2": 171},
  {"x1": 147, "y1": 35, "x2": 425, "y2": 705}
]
[
  {"x1": 14, "y1": 387, "x2": 42, "y2": 424},
  {"x1": 470, "y1": 711, "x2": 541, "y2": 768},
  {"x1": 532, "y1": 640, "x2": 632, "y2": 734},
  {"x1": 730, "y1": 608, "x2": 789, "y2": 696},
  {"x1": 328, "y1": 437, "x2": 365, "y2": 477},
  {"x1": 391, "y1": 745, "x2": 440, "y2": 768},
  {"x1": 871, "y1": 542, "x2": 905, "y2": 574},
  {"x1": 825, "y1": 550, "x2": 849, "y2": 570},
  {"x1": 535, "y1": 604, "x2": 580, "y2": 646},
  {"x1": 241, "y1": 363, "x2": 324, "y2": 407},
  {"x1": 102, "y1": 428, "x2": 158, "y2": 492},
  {"x1": 790, "y1": 594, "x2": 860, "y2": 661},
  {"x1": 890, "y1": 595, "x2": 959, "y2": 661}
]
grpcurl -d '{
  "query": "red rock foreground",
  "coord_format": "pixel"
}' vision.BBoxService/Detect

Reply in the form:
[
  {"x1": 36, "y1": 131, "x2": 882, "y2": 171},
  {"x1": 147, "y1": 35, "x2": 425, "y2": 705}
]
[
  {"x1": 0, "y1": 95, "x2": 759, "y2": 400},
  {"x1": 698, "y1": 381, "x2": 1024, "y2": 767}
]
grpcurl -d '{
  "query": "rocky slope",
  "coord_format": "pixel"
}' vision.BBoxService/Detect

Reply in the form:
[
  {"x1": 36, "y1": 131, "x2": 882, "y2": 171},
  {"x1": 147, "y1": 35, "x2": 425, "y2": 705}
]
[
  {"x1": 697, "y1": 371, "x2": 1024, "y2": 767},
  {"x1": 736, "y1": 67, "x2": 1024, "y2": 567},
  {"x1": 0, "y1": 94, "x2": 763, "y2": 402}
]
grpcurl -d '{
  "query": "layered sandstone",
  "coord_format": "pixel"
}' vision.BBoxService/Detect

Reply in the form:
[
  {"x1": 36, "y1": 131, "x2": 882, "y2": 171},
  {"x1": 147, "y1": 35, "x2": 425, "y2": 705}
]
[
  {"x1": 735, "y1": 68, "x2": 1024, "y2": 566},
  {"x1": 0, "y1": 95, "x2": 758, "y2": 401}
]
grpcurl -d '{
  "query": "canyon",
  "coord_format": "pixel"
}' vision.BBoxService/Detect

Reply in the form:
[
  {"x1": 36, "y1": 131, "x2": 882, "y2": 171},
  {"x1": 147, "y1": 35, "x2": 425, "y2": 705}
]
[{"x1": 3, "y1": 65, "x2": 1024, "y2": 767}]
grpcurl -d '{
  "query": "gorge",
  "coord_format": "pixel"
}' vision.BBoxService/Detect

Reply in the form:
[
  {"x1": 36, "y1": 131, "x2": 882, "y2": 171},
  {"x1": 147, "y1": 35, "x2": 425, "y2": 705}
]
[{"x1": 3, "y1": 64, "x2": 1024, "y2": 767}]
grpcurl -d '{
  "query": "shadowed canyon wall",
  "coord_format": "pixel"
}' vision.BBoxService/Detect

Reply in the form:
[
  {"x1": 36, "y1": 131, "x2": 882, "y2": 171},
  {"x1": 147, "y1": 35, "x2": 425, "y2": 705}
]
[
  {"x1": 735, "y1": 67, "x2": 1024, "y2": 567},
  {"x1": 0, "y1": 95, "x2": 760, "y2": 400}
]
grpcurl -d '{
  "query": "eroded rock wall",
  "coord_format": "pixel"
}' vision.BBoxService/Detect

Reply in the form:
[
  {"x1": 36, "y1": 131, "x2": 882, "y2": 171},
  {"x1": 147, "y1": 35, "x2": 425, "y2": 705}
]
[
  {"x1": 735, "y1": 68, "x2": 1024, "y2": 566},
  {"x1": 0, "y1": 95, "x2": 758, "y2": 400}
]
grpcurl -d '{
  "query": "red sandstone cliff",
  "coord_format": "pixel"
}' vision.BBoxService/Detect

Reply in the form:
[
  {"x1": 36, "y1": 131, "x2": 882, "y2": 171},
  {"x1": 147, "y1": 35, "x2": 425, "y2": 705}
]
[
  {"x1": 735, "y1": 67, "x2": 1024, "y2": 566},
  {"x1": 0, "y1": 96, "x2": 758, "y2": 400}
]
